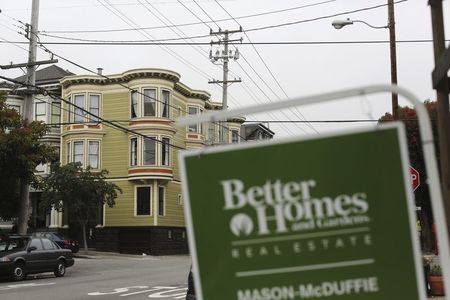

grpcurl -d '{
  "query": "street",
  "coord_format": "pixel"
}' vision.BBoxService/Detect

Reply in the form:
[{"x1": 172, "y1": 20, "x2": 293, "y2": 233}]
[{"x1": 0, "y1": 254, "x2": 191, "y2": 300}]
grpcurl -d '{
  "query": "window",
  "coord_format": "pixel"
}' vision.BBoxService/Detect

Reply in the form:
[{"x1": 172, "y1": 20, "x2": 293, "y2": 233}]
[
  {"x1": 161, "y1": 90, "x2": 170, "y2": 118},
  {"x1": 51, "y1": 102, "x2": 61, "y2": 125},
  {"x1": 42, "y1": 238, "x2": 55, "y2": 250},
  {"x1": 73, "y1": 95, "x2": 85, "y2": 123},
  {"x1": 73, "y1": 141, "x2": 84, "y2": 167},
  {"x1": 161, "y1": 138, "x2": 170, "y2": 166},
  {"x1": 30, "y1": 239, "x2": 43, "y2": 250},
  {"x1": 71, "y1": 93, "x2": 101, "y2": 123},
  {"x1": 136, "y1": 186, "x2": 151, "y2": 216},
  {"x1": 131, "y1": 91, "x2": 138, "y2": 118},
  {"x1": 8, "y1": 104, "x2": 21, "y2": 114},
  {"x1": 130, "y1": 89, "x2": 171, "y2": 118},
  {"x1": 89, "y1": 95, "x2": 100, "y2": 122},
  {"x1": 231, "y1": 130, "x2": 239, "y2": 143},
  {"x1": 143, "y1": 138, "x2": 156, "y2": 165},
  {"x1": 188, "y1": 107, "x2": 201, "y2": 133},
  {"x1": 88, "y1": 141, "x2": 99, "y2": 169},
  {"x1": 143, "y1": 88, "x2": 156, "y2": 117},
  {"x1": 35, "y1": 101, "x2": 46, "y2": 122},
  {"x1": 130, "y1": 138, "x2": 138, "y2": 166},
  {"x1": 158, "y1": 186, "x2": 165, "y2": 216}
]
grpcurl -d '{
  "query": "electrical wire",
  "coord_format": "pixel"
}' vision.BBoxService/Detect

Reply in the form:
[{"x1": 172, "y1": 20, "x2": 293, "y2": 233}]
[{"x1": 38, "y1": 0, "x2": 336, "y2": 34}]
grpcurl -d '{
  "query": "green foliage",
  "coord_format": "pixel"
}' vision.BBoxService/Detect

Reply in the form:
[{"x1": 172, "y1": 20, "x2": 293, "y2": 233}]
[
  {"x1": 0, "y1": 93, "x2": 57, "y2": 219},
  {"x1": 40, "y1": 162, "x2": 122, "y2": 224}
]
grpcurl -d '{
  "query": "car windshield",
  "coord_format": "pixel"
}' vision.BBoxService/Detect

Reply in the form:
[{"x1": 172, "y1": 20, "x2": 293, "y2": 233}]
[{"x1": 0, "y1": 238, "x2": 28, "y2": 252}]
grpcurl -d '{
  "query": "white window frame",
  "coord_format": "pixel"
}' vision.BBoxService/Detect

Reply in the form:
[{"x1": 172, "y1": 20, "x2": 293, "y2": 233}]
[
  {"x1": 161, "y1": 137, "x2": 171, "y2": 167},
  {"x1": 143, "y1": 88, "x2": 157, "y2": 117},
  {"x1": 67, "y1": 139, "x2": 101, "y2": 169},
  {"x1": 88, "y1": 140, "x2": 100, "y2": 169},
  {"x1": 143, "y1": 137, "x2": 157, "y2": 166},
  {"x1": 187, "y1": 106, "x2": 202, "y2": 133},
  {"x1": 71, "y1": 93, "x2": 102, "y2": 123},
  {"x1": 35, "y1": 101, "x2": 47, "y2": 123},
  {"x1": 161, "y1": 89, "x2": 171, "y2": 119},
  {"x1": 130, "y1": 137, "x2": 138, "y2": 167},
  {"x1": 51, "y1": 101, "x2": 61, "y2": 126}
]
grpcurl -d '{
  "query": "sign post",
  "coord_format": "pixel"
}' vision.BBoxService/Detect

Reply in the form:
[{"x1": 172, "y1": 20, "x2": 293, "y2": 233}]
[{"x1": 180, "y1": 124, "x2": 426, "y2": 300}]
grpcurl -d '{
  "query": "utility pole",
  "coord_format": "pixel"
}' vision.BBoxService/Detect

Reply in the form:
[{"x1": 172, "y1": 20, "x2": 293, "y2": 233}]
[
  {"x1": 429, "y1": 0, "x2": 450, "y2": 248},
  {"x1": 0, "y1": 0, "x2": 56, "y2": 234},
  {"x1": 209, "y1": 27, "x2": 242, "y2": 144},
  {"x1": 387, "y1": 0, "x2": 399, "y2": 120}
]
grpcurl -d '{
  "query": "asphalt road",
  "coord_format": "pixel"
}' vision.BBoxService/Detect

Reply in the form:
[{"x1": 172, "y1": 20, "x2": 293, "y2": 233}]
[{"x1": 0, "y1": 254, "x2": 191, "y2": 300}]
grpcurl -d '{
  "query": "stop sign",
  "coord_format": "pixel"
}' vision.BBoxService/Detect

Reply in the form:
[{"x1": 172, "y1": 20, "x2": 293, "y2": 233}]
[{"x1": 409, "y1": 166, "x2": 420, "y2": 191}]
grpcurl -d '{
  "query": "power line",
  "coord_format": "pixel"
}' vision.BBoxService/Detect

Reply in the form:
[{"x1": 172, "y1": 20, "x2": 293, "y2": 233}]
[
  {"x1": 213, "y1": 0, "x2": 319, "y2": 135},
  {"x1": 37, "y1": 0, "x2": 336, "y2": 34},
  {"x1": 35, "y1": 0, "x2": 406, "y2": 39},
  {"x1": 192, "y1": 0, "x2": 221, "y2": 30},
  {"x1": 1, "y1": 39, "x2": 444, "y2": 46}
]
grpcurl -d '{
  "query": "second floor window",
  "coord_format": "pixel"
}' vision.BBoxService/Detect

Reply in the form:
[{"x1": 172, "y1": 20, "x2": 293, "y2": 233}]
[
  {"x1": 68, "y1": 139, "x2": 101, "y2": 169},
  {"x1": 143, "y1": 138, "x2": 156, "y2": 165},
  {"x1": 51, "y1": 102, "x2": 61, "y2": 125},
  {"x1": 161, "y1": 138, "x2": 170, "y2": 166},
  {"x1": 129, "y1": 136, "x2": 171, "y2": 167},
  {"x1": 73, "y1": 141, "x2": 84, "y2": 166},
  {"x1": 88, "y1": 141, "x2": 99, "y2": 169},
  {"x1": 35, "y1": 102, "x2": 46, "y2": 122}
]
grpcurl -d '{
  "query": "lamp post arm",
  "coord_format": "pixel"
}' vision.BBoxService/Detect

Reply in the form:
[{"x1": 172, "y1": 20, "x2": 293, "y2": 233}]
[{"x1": 353, "y1": 20, "x2": 388, "y2": 29}]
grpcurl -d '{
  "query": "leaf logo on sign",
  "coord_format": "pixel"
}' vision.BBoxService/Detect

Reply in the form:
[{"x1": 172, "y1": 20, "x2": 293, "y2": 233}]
[{"x1": 230, "y1": 214, "x2": 254, "y2": 236}]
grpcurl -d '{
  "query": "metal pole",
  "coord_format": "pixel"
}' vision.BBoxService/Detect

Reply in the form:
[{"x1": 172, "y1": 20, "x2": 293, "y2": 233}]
[
  {"x1": 18, "y1": 0, "x2": 39, "y2": 235},
  {"x1": 429, "y1": 0, "x2": 450, "y2": 245},
  {"x1": 221, "y1": 30, "x2": 229, "y2": 144},
  {"x1": 388, "y1": 0, "x2": 399, "y2": 120}
]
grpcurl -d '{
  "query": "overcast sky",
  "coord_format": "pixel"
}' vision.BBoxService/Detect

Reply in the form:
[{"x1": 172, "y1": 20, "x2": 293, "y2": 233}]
[{"x1": 0, "y1": 0, "x2": 449, "y2": 137}]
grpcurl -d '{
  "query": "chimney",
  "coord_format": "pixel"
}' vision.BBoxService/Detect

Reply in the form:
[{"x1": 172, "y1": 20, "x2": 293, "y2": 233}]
[{"x1": 97, "y1": 68, "x2": 103, "y2": 75}]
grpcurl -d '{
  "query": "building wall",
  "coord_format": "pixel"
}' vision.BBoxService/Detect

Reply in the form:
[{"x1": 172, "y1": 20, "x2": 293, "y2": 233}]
[{"x1": 60, "y1": 69, "x2": 229, "y2": 254}]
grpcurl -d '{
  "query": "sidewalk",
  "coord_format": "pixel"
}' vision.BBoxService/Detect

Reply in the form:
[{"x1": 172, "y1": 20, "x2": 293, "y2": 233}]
[{"x1": 73, "y1": 250, "x2": 190, "y2": 260}]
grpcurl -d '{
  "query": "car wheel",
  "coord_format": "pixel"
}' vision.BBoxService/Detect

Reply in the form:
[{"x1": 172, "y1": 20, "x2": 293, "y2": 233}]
[
  {"x1": 11, "y1": 262, "x2": 25, "y2": 281},
  {"x1": 54, "y1": 260, "x2": 66, "y2": 277}
]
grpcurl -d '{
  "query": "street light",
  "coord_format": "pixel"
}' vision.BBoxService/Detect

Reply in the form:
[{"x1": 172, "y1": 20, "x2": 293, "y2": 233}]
[{"x1": 331, "y1": 1, "x2": 399, "y2": 121}]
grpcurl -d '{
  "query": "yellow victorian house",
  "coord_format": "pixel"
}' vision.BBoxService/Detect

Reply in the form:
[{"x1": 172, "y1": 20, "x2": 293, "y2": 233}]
[{"x1": 60, "y1": 68, "x2": 244, "y2": 254}]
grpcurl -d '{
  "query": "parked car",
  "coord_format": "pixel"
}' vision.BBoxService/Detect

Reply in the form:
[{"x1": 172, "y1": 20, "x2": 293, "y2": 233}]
[
  {"x1": 186, "y1": 266, "x2": 196, "y2": 300},
  {"x1": 32, "y1": 232, "x2": 79, "y2": 253},
  {"x1": 0, "y1": 235, "x2": 74, "y2": 281}
]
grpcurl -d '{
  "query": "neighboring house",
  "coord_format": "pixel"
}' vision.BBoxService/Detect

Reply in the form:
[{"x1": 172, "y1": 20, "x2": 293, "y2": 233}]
[
  {"x1": 3, "y1": 65, "x2": 74, "y2": 230},
  {"x1": 60, "y1": 68, "x2": 244, "y2": 254},
  {"x1": 241, "y1": 123, "x2": 275, "y2": 141}
]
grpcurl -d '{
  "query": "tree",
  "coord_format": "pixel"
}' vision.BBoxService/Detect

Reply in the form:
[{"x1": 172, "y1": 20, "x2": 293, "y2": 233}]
[
  {"x1": 379, "y1": 100, "x2": 439, "y2": 252},
  {"x1": 0, "y1": 92, "x2": 57, "y2": 226},
  {"x1": 40, "y1": 163, "x2": 122, "y2": 253}
]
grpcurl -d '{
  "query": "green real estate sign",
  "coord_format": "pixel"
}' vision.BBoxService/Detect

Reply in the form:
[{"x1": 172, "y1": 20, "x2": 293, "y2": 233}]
[{"x1": 180, "y1": 124, "x2": 425, "y2": 300}]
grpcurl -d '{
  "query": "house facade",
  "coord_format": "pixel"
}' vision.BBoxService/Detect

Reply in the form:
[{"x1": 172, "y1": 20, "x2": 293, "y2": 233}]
[{"x1": 60, "y1": 68, "x2": 244, "y2": 254}]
